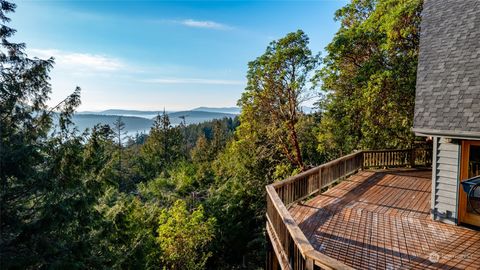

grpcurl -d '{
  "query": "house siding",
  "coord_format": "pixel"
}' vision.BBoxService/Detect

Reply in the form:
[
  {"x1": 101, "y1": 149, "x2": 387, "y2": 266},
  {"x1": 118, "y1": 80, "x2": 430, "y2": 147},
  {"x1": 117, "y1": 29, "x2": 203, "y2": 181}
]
[{"x1": 432, "y1": 137, "x2": 460, "y2": 224}]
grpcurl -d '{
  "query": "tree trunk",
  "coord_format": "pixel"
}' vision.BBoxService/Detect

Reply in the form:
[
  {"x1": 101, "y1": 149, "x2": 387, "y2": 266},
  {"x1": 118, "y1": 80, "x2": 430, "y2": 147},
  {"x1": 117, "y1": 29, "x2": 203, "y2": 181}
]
[{"x1": 288, "y1": 121, "x2": 304, "y2": 171}]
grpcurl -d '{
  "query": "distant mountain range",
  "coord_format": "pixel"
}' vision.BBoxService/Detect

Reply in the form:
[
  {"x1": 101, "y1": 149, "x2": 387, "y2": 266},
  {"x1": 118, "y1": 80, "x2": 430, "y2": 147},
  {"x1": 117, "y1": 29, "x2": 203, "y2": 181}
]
[
  {"x1": 72, "y1": 114, "x2": 154, "y2": 135},
  {"x1": 167, "y1": 110, "x2": 237, "y2": 123},
  {"x1": 77, "y1": 107, "x2": 241, "y2": 117},
  {"x1": 72, "y1": 107, "x2": 239, "y2": 135},
  {"x1": 77, "y1": 109, "x2": 167, "y2": 116},
  {"x1": 191, "y1": 107, "x2": 241, "y2": 114},
  {"x1": 71, "y1": 106, "x2": 315, "y2": 136}
]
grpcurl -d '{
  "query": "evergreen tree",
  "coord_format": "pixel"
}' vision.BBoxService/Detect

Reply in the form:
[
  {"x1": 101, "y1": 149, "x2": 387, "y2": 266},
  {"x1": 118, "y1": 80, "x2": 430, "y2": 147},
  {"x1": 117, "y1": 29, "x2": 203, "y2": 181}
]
[
  {"x1": 0, "y1": 3, "x2": 112, "y2": 267},
  {"x1": 140, "y1": 111, "x2": 184, "y2": 179},
  {"x1": 113, "y1": 116, "x2": 129, "y2": 190}
]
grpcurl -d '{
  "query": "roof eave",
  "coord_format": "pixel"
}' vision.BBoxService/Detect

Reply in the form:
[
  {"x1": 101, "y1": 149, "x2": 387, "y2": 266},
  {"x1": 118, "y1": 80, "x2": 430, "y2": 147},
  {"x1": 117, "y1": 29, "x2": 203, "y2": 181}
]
[{"x1": 413, "y1": 127, "x2": 480, "y2": 140}]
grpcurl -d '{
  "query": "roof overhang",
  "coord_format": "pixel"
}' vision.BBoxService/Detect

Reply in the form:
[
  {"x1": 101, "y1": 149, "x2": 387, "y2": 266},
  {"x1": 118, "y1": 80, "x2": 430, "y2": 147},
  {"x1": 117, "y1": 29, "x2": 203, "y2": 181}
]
[{"x1": 413, "y1": 128, "x2": 480, "y2": 140}]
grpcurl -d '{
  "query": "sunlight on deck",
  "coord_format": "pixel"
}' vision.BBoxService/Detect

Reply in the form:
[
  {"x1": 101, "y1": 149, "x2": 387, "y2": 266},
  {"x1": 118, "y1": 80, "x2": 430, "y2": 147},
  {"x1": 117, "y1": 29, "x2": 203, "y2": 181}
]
[{"x1": 289, "y1": 169, "x2": 480, "y2": 270}]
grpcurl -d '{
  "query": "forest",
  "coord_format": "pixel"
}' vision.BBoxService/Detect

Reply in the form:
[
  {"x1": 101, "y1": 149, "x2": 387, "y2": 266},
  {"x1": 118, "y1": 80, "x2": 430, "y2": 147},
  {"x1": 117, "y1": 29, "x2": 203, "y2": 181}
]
[{"x1": 0, "y1": 0, "x2": 422, "y2": 269}]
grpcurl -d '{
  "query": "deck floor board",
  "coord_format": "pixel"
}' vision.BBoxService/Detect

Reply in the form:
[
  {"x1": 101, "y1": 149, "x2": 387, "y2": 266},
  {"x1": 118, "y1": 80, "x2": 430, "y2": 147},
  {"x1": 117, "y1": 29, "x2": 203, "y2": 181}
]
[{"x1": 289, "y1": 169, "x2": 480, "y2": 269}]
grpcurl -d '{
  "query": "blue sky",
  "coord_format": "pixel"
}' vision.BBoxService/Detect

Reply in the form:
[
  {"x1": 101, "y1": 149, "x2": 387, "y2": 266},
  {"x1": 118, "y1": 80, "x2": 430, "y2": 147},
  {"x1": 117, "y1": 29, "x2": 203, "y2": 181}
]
[{"x1": 11, "y1": 0, "x2": 347, "y2": 111}]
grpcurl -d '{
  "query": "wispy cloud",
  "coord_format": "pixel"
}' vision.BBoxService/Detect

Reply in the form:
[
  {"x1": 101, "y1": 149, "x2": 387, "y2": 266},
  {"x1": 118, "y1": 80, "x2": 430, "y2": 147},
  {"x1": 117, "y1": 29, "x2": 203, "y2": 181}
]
[
  {"x1": 180, "y1": 19, "x2": 230, "y2": 30},
  {"x1": 28, "y1": 48, "x2": 125, "y2": 72},
  {"x1": 151, "y1": 18, "x2": 232, "y2": 30},
  {"x1": 141, "y1": 77, "x2": 244, "y2": 85}
]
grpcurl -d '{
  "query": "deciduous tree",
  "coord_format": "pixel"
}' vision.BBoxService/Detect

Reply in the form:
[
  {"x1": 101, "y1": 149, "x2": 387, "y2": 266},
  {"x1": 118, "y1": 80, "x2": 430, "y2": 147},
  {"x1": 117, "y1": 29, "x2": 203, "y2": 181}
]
[{"x1": 239, "y1": 30, "x2": 319, "y2": 171}]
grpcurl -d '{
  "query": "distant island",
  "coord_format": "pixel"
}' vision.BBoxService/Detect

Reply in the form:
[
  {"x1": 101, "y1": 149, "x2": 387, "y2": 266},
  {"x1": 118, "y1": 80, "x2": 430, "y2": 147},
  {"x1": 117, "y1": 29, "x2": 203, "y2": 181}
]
[
  {"x1": 71, "y1": 106, "x2": 314, "y2": 135},
  {"x1": 72, "y1": 107, "x2": 241, "y2": 135}
]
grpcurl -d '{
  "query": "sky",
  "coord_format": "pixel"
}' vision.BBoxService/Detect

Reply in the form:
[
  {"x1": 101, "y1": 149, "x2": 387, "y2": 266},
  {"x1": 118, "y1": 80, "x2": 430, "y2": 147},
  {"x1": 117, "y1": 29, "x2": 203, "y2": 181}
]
[{"x1": 10, "y1": 0, "x2": 347, "y2": 111}]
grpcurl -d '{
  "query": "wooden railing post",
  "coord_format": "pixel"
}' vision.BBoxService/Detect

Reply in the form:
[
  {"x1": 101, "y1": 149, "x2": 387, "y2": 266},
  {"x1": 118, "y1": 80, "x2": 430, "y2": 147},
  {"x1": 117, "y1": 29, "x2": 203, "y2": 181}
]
[
  {"x1": 318, "y1": 167, "x2": 322, "y2": 194},
  {"x1": 360, "y1": 151, "x2": 364, "y2": 170},
  {"x1": 306, "y1": 257, "x2": 314, "y2": 270},
  {"x1": 410, "y1": 148, "x2": 416, "y2": 167}
]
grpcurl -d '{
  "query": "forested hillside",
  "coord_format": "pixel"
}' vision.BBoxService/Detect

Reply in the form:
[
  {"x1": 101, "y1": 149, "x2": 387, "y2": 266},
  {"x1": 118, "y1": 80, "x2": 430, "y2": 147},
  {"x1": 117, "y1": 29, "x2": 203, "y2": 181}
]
[{"x1": 0, "y1": 0, "x2": 422, "y2": 269}]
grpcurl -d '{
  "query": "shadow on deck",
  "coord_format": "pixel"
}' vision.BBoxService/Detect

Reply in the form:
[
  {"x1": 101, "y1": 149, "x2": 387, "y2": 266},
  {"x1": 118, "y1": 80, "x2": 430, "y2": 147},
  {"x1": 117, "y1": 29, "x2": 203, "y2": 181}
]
[{"x1": 289, "y1": 169, "x2": 480, "y2": 270}]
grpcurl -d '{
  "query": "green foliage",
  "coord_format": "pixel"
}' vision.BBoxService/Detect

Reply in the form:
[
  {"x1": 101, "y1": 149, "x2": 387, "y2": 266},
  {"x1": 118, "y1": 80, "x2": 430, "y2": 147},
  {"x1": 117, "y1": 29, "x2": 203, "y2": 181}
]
[
  {"x1": 206, "y1": 137, "x2": 277, "y2": 268},
  {"x1": 183, "y1": 117, "x2": 239, "y2": 152},
  {"x1": 316, "y1": 0, "x2": 422, "y2": 157},
  {"x1": 296, "y1": 112, "x2": 326, "y2": 167},
  {"x1": 137, "y1": 176, "x2": 177, "y2": 205},
  {"x1": 191, "y1": 134, "x2": 214, "y2": 163},
  {"x1": 169, "y1": 161, "x2": 198, "y2": 195},
  {"x1": 157, "y1": 200, "x2": 215, "y2": 270},
  {"x1": 98, "y1": 189, "x2": 163, "y2": 269}
]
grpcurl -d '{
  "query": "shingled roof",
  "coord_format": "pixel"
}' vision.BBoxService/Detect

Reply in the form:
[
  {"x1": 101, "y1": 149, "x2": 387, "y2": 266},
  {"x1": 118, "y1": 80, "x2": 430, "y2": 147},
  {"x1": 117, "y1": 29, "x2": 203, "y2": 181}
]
[{"x1": 413, "y1": 0, "x2": 480, "y2": 138}]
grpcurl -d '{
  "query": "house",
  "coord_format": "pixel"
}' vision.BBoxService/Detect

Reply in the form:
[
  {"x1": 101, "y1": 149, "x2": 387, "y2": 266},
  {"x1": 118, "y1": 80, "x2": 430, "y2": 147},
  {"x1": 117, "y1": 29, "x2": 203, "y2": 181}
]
[
  {"x1": 265, "y1": 1, "x2": 480, "y2": 269},
  {"x1": 412, "y1": 0, "x2": 480, "y2": 226}
]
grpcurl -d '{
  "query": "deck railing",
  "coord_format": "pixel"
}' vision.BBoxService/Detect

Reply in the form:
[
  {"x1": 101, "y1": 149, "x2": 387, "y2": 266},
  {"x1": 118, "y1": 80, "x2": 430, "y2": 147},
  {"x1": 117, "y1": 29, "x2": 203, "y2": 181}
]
[
  {"x1": 363, "y1": 148, "x2": 432, "y2": 168},
  {"x1": 266, "y1": 147, "x2": 432, "y2": 270}
]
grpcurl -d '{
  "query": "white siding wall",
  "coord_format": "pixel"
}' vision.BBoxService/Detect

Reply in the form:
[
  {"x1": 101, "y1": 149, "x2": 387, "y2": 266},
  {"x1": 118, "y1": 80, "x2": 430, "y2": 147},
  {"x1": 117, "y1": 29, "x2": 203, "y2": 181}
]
[{"x1": 431, "y1": 137, "x2": 460, "y2": 224}]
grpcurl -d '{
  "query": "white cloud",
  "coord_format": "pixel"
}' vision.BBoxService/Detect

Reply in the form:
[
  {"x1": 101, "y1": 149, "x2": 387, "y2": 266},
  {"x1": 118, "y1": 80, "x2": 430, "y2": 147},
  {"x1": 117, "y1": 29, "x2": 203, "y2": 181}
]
[
  {"x1": 28, "y1": 48, "x2": 125, "y2": 72},
  {"x1": 180, "y1": 19, "x2": 230, "y2": 30},
  {"x1": 151, "y1": 18, "x2": 232, "y2": 30},
  {"x1": 141, "y1": 77, "x2": 245, "y2": 85}
]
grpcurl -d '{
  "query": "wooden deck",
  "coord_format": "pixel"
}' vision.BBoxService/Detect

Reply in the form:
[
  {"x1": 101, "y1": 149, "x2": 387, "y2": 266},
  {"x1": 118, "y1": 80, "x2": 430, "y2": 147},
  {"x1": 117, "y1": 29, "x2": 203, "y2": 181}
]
[{"x1": 289, "y1": 169, "x2": 480, "y2": 270}]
